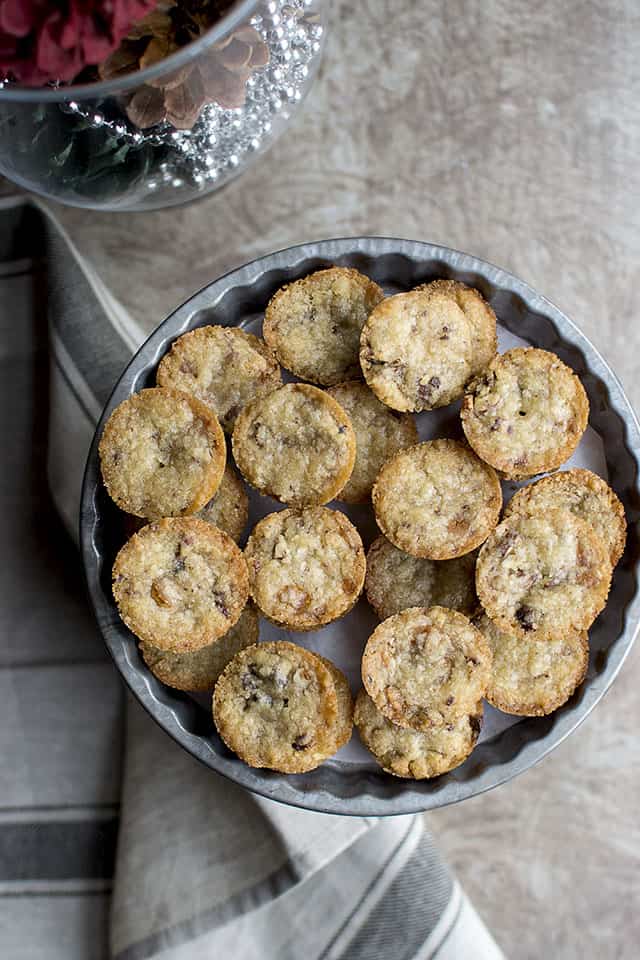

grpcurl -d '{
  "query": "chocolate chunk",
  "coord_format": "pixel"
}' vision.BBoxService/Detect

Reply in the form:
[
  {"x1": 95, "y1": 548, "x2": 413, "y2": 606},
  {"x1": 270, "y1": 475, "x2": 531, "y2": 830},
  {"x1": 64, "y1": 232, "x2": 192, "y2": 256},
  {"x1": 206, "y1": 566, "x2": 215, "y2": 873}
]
[
  {"x1": 497, "y1": 531, "x2": 517, "y2": 558},
  {"x1": 470, "y1": 715, "x2": 482, "y2": 735},
  {"x1": 417, "y1": 376, "x2": 441, "y2": 402},
  {"x1": 515, "y1": 605, "x2": 536, "y2": 631},
  {"x1": 292, "y1": 733, "x2": 312, "y2": 751},
  {"x1": 212, "y1": 591, "x2": 229, "y2": 617}
]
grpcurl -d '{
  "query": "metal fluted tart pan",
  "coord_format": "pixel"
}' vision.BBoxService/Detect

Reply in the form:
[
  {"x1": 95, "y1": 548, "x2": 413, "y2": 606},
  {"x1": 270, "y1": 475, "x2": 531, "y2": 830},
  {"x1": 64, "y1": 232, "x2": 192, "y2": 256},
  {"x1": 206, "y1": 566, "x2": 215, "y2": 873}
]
[{"x1": 80, "y1": 238, "x2": 640, "y2": 816}]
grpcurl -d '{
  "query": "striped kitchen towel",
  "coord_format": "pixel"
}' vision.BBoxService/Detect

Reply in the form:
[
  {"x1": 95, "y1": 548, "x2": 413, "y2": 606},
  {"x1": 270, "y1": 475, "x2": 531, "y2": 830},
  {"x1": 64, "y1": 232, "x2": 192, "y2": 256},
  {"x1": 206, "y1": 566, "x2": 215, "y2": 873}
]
[{"x1": 0, "y1": 193, "x2": 505, "y2": 960}]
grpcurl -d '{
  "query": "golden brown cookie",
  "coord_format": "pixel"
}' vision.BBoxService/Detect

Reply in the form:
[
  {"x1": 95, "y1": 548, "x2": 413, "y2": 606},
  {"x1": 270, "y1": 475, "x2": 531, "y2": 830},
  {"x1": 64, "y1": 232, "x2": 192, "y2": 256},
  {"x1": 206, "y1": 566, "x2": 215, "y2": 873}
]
[
  {"x1": 139, "y1": 604, "x2": 260, "y2": 692},
  {"x1": 195, "y1": 464, "x2": 249, "y2": 543},
  {"x1": 365, "y1": 536, "x2": 478, "y2": 620},
  {"x1": 112, "y1": 517, "x2": 249, "y2": 653},
  {"x1": 475, "y1": 509, "x2": 611, "y2": 641},
  {"x1": 316, "y1": 655, "x2": 354, "y2": 751},
  {"x1": 473, "y1": 612, "x2": 589, "y2": 716},
  {"x1": 125, "y1": 463, "x2": 249, "y2": 544},
  {"x1": 99, "y1": 387, "x2": 226, "y2": 519},
  {"x1": 361, "y1": 606, "x2": 492, "y2": 731},
  {"x1": 244, "y1": 507, "x2": 366, "y2": 631},
  {"x1": 504, "y1": 468, "x2": 626, "y2": 568},
  {"x1": 232, "y1": 383, "x2": 356, "y2": 506},
  {"x1": 359, "y1": 287, "x2": 473, "y2": 411},
  {"x1": 461, "y1": 348, "x2": 589, "y2": 480},
  {"x1": 354, "y1": 689, "x2": 482, "y2": 779},
  {"x1": 263, "y1": 267, "x2": 384, "y2": 386},
  {"x1": 372, "y1": 439, "x2": 502, "y2": 559},
  {"x1": 213, "y1": 641, "x2": 338, "y2": 773},
  {"x1": 156, "y1": 325, "x2": 282, "y2": 432},
  {"x1": 417, "y1": 279, "x2": 498, "y2": 378},
  {"x1": 326, "y1": 381, "x2": 418, "y2": 503}
]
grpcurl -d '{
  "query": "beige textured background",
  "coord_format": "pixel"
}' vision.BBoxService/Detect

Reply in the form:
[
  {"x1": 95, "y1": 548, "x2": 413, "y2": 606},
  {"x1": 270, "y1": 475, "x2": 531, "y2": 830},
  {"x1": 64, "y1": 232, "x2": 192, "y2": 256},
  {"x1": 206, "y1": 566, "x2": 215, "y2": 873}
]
[{"x1": 3, "y1": 0, "x2": 639, "y2": 956}]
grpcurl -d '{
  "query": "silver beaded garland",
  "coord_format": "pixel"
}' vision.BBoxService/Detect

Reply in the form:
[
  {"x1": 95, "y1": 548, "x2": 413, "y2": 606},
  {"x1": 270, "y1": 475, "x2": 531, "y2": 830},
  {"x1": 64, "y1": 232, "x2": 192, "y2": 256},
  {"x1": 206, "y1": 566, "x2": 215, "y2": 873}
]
[{"x1": 45, "y1": 0, "x2": 324, "y2": 197}]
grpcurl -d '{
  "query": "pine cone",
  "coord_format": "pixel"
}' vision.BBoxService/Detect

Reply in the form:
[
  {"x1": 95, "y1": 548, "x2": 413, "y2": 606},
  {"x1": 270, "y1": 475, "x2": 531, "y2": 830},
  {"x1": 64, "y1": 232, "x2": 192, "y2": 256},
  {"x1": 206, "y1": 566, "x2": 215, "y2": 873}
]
[
  {"x1": 99, "y1": 0, "x2": 270, "y2": 130},
  {"x1": 0, "y1": 0, "x2": 157, "y2": 86}
]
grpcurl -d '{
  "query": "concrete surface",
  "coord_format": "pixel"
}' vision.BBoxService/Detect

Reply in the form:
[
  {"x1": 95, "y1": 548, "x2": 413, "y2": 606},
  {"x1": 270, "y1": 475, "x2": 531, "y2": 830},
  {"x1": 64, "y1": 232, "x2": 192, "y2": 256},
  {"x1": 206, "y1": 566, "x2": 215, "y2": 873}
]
[{"x1": 3, "y1": 1, "x2": 639, "y2": 956}]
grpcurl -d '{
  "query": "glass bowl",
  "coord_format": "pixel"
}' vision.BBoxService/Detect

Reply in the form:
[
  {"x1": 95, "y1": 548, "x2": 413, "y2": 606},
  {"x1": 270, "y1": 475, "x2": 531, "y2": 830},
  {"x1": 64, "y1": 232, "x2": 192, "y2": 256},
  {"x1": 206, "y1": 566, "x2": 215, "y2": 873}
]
[{"x1": 0, "y1": 0, "x2": 326, "y2": 211}]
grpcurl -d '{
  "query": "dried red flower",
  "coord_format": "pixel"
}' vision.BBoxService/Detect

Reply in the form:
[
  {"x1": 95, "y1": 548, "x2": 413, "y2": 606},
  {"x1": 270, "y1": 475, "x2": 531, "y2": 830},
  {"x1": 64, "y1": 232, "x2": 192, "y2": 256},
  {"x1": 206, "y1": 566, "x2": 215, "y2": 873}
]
[{"x1": 0, "y1": 0, "x2": 158, "y2": 85}]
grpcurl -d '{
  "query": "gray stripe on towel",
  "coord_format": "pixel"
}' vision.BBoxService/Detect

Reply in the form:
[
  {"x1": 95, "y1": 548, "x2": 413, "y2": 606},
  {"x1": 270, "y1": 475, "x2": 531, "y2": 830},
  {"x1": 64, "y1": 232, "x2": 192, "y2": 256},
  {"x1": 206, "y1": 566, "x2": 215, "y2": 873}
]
[
  {"x1": 0, "y1": 820, "x2": 118, "y2": 883},
  {"x1": 339, "y1": 832, "x2": 453, "y2": 960}
]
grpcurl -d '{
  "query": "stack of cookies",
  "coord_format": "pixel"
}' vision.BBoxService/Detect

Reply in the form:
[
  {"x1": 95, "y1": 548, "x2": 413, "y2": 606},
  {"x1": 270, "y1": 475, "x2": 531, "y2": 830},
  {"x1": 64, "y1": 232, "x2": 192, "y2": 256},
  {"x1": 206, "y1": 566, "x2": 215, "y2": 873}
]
[{"x1": 99, "y1": 265, "x2": 626, "y2": 781}]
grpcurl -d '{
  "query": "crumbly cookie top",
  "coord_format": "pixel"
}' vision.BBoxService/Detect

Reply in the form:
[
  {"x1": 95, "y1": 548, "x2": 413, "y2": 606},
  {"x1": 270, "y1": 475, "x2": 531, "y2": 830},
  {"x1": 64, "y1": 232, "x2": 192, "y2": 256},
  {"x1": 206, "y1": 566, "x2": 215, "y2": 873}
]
[
  {"x1": 112, "y1": 517, "x2": 249, "y2": 653},
  {"x1": 365, "y1": 536, "x2": 478, "y2": 620},
  {"x1": 361, "y1": 606, "x2": 492, "y2": 731},
  {"x1": 473, "y1": 612, "x2": 588, "y2": 716},
  {"x1": 139, "y1": 605, "x2": 259, "y2": 692},
  {"x1": 475, "y1": 509, "x2": 611, "y2": 640},
  {"x1": 156, "y1": 325, "x2": 282, "y2": 432},
  {"x1": 360, "y1": 289, "x2": 473, "y2": 411},
  {"x1": 213, "y1": 641, "x2": 338, "y2": 773},
  {"x1": 263, "y1": 267, "x2": 384, "y2": 385},
  {"x1": 355, "y1": 689, "x2": 482, "y2": 779},
  {"x1": 232, "y1": 383, "x2": 356, "y2": 506},
  {"x1": 326, "y1": 381, "x2": 418, "y2": 503},
  {"x1": 244, "y1": 507, "x2": 365, "y2": 630},
  {"x1": 99, "y1": 387, "x2": 226, "y2": 519},
  {"x1": 418, "y1": 279, "x2": 497, "y2": 377},
  {"x1": 372, "y1": 439, "x2": 502, "y2": 559},
  {"x1": 504, "y1": 468, "x2": 626, "y2": 568},
  {"x1": 461, "y1": 347, "x2": 589, "y2": 479}
]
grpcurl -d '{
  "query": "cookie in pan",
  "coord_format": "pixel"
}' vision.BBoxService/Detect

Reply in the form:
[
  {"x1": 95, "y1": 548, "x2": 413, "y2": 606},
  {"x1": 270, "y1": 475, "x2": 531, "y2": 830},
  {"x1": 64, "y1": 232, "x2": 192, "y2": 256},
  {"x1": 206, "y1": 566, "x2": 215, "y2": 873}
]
[
  {"x1": 139, "y1": 604, "x2": 260, "y2": 692},
  {"x1": 461, "y1": 347, "x2": 589, "y2": 480},
  {"x1": 326, "y1": 381, "x2": 418, "y2": 503},
  {"x1": 232, "y1": 383, "x2": 355, "y2": 506},
  {"x1": 112, "y1": 517, "x2": 249, "y2": 653},
  {"x1": 473, "y1": 611, "x2": 589, "y2": 717},
  {"x1": 156, "y1": 325, "x2": 282, "y2": 433},
  {"x1": 372, "y1": 439, "x2": 502, "y2": 559},
  {"x1": 355, "y1": 689, "x2": 482, "y2": 779},
  {"x1": 125, "y1": 463, "x2": 249, "y2": 544},
  {"x1": 316, "y1": 655, "x2": 354, "y2": 751},
  {"x1": 195, "y1": 464, "x2": 249, "y2": 543},
  {"x1": 99, "y1": 387, "x2": 226, "y2": 519},
  {"x1": 361, "y1": 605, "x2": 492, "y2": 732},
  {"x1": 475, "y1": 509, "x2": 611, "y2": 641},
  {"x1": 504, "y1": 468, "x2": 626, "y2": 568},
  {"x1": 417, "y1": 279, "x2": 497, "y2": 378},
  {"x1": 359, "y1": 286, "x2": 473, "y2": 412},
  {"x1": 213, "y1": 641, "x2": 338, "y2": 774},
  {"x1": 365, "y1": 536, "x2": 479, "y2": 620},
  {"x1": 244, "y1": 507, "x2": 366, "y2": 631},
  {"x1": 263, "y1": 267, "x2": 384, "y2": 386}
]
